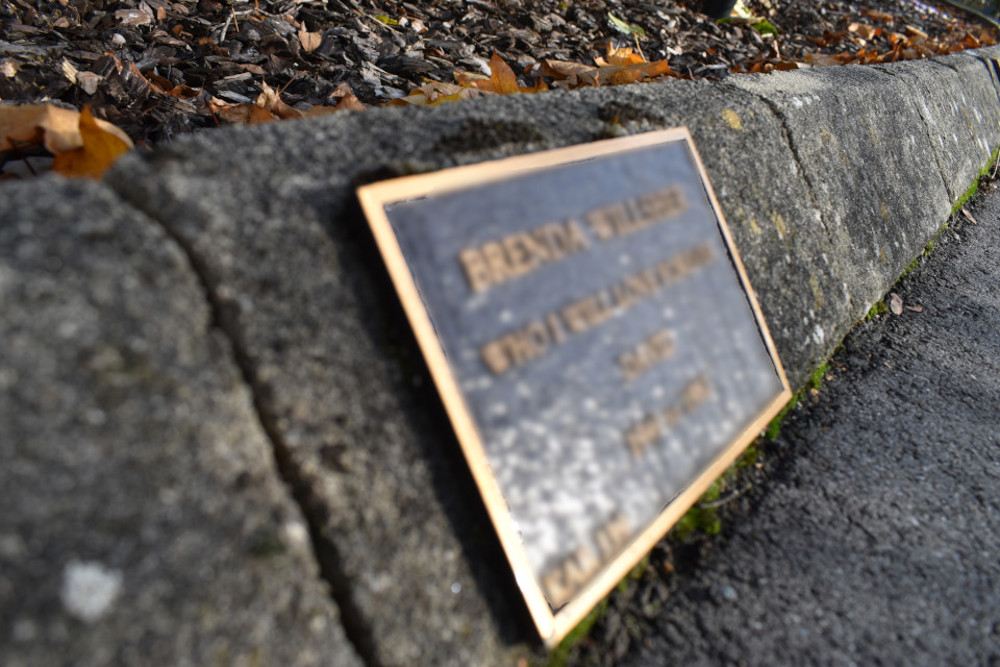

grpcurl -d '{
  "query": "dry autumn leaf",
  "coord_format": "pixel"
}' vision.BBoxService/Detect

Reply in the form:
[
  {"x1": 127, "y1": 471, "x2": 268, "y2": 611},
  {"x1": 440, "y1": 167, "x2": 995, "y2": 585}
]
[
  {"x1": 142, "y1": 68, "x2": 200, "y2": 98},
  {"x1": 208, "y1": 81, "x2": 301, "y2": 124},
  {"x1": 0, "y1": 104, "x2": 133, "y2": 156},
  {"x1": 298, "y1": 29, "x2": 322, "y2": 53},
  {"x1": 456, "y1": 52, "x2": 548, "y2": 94},
  {"x1": 51, "y1": 106, "x2": 132, "y2": 178},
  {"x1": 597, "y1": 44, "x2": 647, "y2": 67},
  {"x1": 861, "y1": 8, "x2": 894, "y2": 23},
  {"x1": 544, "y1": 44, "x2": 673, "y2": 88},
  {"x1": 397, "y1": 52, "x2": 547, "y2": 106},
  {"x1": 392, "y1": 80, "x2": 487, "y2": 106},
  {"x1": 889, "y1": 292, "x2": 904, "y2": 316},
  {"x1": 803, "y1": 53, "x2": 844, "y2": 67},
  {"x1": 483, "y1": 52, "x2": 519, "y2": 95},
  {"x1": 326, "y1": 82, "x2": 366, "y2": 112},
  {"x1": 208, "y1": 80, "x2": 363, "y2": 123},
  {"x1": 848, "y1": 23, "x2": 881, "y2": 40}
]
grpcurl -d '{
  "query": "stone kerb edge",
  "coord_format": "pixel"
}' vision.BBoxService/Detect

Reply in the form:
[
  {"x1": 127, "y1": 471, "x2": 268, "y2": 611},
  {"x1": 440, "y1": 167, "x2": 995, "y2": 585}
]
[
  {"x1": 724, "y1": 50, "x2": 1000, "y2": 373},
  {"x1": 101, "y1": 45, "x2": 1000, "y2": 663},
  {"x1": 0, "y1": 177, "x2": 363, "y2": 667}
]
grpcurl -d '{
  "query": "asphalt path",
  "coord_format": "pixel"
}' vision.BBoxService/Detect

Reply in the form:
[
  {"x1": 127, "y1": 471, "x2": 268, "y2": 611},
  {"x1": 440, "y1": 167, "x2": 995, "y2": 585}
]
[{"x1": 585, "y1": 178, "x2": 1000, "y2": 666}]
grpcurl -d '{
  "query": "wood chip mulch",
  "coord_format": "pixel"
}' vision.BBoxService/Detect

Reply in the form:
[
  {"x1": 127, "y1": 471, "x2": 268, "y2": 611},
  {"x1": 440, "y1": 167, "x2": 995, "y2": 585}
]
[{"x1": 0, "y1": 0, "x2": 996, "y2": 148}]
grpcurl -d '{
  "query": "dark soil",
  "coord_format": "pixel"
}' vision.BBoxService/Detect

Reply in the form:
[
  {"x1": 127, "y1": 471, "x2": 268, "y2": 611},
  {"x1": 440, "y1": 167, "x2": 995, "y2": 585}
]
[{"x1": 1, "y1": 0, "x2": 996, "y2": 150}]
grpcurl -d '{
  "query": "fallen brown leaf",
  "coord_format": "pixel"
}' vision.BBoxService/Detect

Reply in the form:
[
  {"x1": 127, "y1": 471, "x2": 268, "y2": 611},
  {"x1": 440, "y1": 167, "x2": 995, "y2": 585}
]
[
  {"x1": 848, "y1": 22, "x2": 881, "y2": 40},
  {"x1": 542, "y1": 44, "x2": 673, "y2": 88},
  {"x1": 889, "y1": 292, "x2": 904, "y2": 315},
  {"x1": 391, "y1": 81, "x2": 487, "y2": 106},
  {"x1": 143, "y1": 69, "x2": 200, "y2": 98},
  {"x1": 598, "y1": 43, "x2": 647, "y2": 66},
  {"x1": 327, "y1": 83, "x2": 366, "y2": 112},
  {"x1": 483, "y1": 52, "x2": 519, "y2": 94},
  {"x1": 456, "y1": 52, "x2": 547, "y2": 94},
  {"x1": 52, "y1": 106, "x2": 132, "y2": 178},
  {"x1": 861, "y1": 8, "x2": 894, "y2": 23},
  {"x1": 298, "y1": 29, "x2": 322, "y2": 53},
  {"x1": 0, "y1": 104, "x2": 133, "y2": 155}
]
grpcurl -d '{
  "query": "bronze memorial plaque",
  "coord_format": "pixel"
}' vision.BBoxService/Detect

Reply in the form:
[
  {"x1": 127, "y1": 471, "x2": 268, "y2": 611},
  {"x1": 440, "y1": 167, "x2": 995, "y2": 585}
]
[{"x1": 357, "y1": 128, "x2": 791, "y2": 646}]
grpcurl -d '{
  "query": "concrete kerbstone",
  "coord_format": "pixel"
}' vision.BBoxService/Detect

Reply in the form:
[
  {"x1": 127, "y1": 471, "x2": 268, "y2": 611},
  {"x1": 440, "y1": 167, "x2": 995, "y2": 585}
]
[
  {"x1": 0, "y1": 178, "x2": 361, "y2": 667},
  {"x1": 101, "y1": 46, "x2": 1000, "y2": 662},
  {"x1": 874, "y1": 51, "x2": 1000, "y2": 202},
  {"x1": 726, "y1": 60, "x2": 976, "y2": 338},
  {"x1": 107, "y1": 79, "x2": 830, "y2": 664},
  {"x1": 728, "y1": 51, "x2": 1000, "y2": 334}
]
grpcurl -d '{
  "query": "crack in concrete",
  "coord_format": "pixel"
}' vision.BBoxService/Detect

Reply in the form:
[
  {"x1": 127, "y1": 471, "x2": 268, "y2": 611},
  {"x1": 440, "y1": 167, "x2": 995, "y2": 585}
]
[
  {"x1": 739, "y1": 88, "x2": 834, "y2": 242},
  {"x1": 107, "y1": 184, "x2": 378, "y2": 667},
  {"x1": 734, "y1": 86, "x2": 866, "y2": 335},
  {"x1": 879, "y1": 65, "x2": 961, "y2": 205},
  {"x1": 928, "y1": 59, "x2": 963, "y2": 75},
  {"x1": 973, "y1": 55, "x2": 1000, "y2": 110}
]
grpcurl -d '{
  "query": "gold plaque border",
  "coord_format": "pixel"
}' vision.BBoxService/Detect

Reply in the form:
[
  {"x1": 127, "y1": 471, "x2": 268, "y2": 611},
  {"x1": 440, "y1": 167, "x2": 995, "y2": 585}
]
[{"x1": 357, "y1": 127, "x2": 792, "y2": 648}]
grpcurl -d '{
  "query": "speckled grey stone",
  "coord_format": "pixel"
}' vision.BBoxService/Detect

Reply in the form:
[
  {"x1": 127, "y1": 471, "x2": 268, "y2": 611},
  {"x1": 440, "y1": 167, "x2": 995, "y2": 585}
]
[
  {"x1": 0, "y1": 178, "x2": 361, "y2": 667},
  {"x1": 102, "y1": 45, "x2": 1000, "y2": 662},
  {"x1": 106, "y1": 80, "x2": 802, "y2": 664},
  {"x1": 873, "y1": 50, "x2": 1000, "y2": 203},
  {"x1": 728, "y1": 63, "x2": 959, "y2": 366}
]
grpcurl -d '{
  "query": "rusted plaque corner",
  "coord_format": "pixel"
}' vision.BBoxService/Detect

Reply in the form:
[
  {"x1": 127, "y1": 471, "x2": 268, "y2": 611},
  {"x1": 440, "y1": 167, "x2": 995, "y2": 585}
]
[{"x1": 357, "y1": 128, "x2": 791, "y2": 647}]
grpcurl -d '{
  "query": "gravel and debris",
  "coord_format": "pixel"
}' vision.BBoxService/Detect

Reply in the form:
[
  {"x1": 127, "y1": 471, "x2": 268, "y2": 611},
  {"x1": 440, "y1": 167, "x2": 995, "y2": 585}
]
[{"x1": 1, "y1": 0, "x2": 996, "y2": 149}]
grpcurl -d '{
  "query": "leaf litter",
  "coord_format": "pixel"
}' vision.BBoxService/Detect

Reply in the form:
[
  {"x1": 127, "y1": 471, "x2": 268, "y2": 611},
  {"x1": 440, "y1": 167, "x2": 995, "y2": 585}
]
[{"x1": 0, "y1": 0, "x2": 997, "y2": 178}]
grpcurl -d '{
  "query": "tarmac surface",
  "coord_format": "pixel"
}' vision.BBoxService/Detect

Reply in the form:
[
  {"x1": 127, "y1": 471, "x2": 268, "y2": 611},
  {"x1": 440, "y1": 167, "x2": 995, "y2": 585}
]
[{"x1": 606, "y1": 181, "x2": 1000, "y2": 665}]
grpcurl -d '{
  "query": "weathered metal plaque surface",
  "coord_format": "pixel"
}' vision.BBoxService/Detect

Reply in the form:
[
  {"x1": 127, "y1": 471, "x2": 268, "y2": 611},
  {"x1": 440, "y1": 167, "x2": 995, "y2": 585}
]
[{"x1": 357, "y1": 128, "x2": 791, "y2": 646}]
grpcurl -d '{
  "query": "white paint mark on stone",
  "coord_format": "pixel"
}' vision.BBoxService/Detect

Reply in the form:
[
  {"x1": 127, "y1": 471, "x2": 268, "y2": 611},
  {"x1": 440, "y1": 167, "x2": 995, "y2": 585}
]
[
  {"x1": 282, "y1": 520, "x2": 309, "y2": 548},
  {"x1": 309, "y1": 614, "x2": 328, "y2": 634},
  {"x1": 451, "y1": 582, "x2": 462, "y2": 594},
  {"x1": 60, "y1": 560, "x2": 123, "y2": 623}
]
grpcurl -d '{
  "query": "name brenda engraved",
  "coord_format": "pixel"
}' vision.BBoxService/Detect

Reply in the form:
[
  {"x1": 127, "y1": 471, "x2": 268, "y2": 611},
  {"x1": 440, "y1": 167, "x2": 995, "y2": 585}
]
[
  {"x1": 458, "y1": 219, "x2": 591, "y2": 293},
  {"x1": 625, "y1": 375, "x2": 713, "y2": 458},
  {"x1": 541, "y1": 512, "x2": 631, "y2": 608},
  {"x1": 479, "y1": 243, "x2": 715, "y2": 376},
  {"x1": 457, "y1": 186, "x2": 688, "y2": 292}
]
